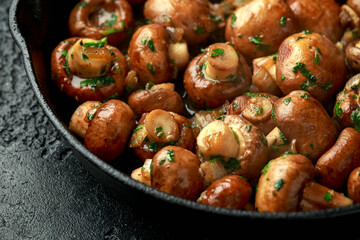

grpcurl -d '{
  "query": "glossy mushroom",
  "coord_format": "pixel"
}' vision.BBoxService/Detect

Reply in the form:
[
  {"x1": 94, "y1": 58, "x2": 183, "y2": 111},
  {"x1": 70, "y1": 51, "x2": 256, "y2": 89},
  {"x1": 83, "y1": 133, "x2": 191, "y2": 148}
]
[
  {"x1": 51, "y1": 37, "x2": 128, "y2": 102},
  {"x1": 227, "y1": 92, "x2": 279, "y2": 135},
  {"x1": 84, "y1": 99, "x2": 136, "y2": 161},
  {"x1": 286, "y1": 0, "x2": 343, "y2": 43},
  {"x1": 315, "y1": 127, "x2": 360, "y2": 189},
  {"x1": 347, "y1": 166, "x2": 360, "y2": 203},
  {"x1": 196, "y1": 115, "x2": 268, "y2": 183},
  {"x1": 273, "y1": 90, "x2": 338, "y2": 162},
  {"x1": 197, "y1": 175, "x2": 252, "y2": 210},
  {"x1": 256, "y1": 153, "x2": 353, "y2": 212},
  {"x1": 143, "y1": 0, "x2": 220, "y2": 45},
  {"x1": 129, "y1": 109, "x2": 195, "y2": 162},
  {"x1": 333, "y1": 74, "x2": 360, "y2": 130},
  {"x1": 184, "y1": 42, "x2": 251, "y2": 109},
  {"x1": 276, "y1": 32, "x2": 347, "y2": 104},
  {"x1": 128, "y1": 24, "x2": 190, "y2": 86},
  {"x1": 128, "y1": 83, "x2": 184, "y2": 117},
  {"x1": 151, "y1": 146, "x2": 204, "y2": 200},
  {"x1": 68, "y1": 0, "x2": 134, "y2": 46},
  {"x1": 225, "y1": 0, "x2": 298, "y2": 61}
]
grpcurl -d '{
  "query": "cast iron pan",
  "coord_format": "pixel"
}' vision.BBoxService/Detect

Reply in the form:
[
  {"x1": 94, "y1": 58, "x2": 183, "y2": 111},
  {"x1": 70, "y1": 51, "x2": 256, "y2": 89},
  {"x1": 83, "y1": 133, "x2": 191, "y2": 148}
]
[{"x1": 8, "y1": 0, "x2": 360, "y2": 227}]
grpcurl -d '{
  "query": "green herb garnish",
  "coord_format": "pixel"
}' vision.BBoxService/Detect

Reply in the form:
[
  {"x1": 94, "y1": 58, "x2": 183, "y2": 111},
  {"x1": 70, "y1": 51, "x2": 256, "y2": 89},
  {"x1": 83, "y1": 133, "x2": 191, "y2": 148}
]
[
  {"x1": 210, "y1": 48, "x2": 224, "y2": 58},
  {"x1": 80, "y1": 76, "x2": 115, "y2": 89}
]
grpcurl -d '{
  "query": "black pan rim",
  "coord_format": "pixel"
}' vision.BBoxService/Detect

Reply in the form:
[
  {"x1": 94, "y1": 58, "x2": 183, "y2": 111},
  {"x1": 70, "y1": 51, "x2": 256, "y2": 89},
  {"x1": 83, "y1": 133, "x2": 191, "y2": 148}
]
[{"x1": 8, "y1": 0, "x2": 360, "y2": 220}]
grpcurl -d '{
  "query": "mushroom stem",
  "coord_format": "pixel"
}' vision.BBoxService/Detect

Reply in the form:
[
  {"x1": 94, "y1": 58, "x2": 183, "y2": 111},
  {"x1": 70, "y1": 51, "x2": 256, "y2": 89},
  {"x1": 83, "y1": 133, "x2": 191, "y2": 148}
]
[
  {"x1": 67, "y1": 38, "x2": 113, "y2": 79},
  {"x1": 205, "y1": 43, "x2": 239, "y2": 80},
  {"x1": 167, "y1": 42, "x2": 190, "y2": 71},
  {"x1": 196, "y1": 120, "x2": 240, "y2": 160},
  {"x1": 266, "y1": 127, "x2": 293, "y2": 159},
  {"x1": 252, "y1": 56, "x2": 281, "y2": 96},
  {"x1": 145, "y1": 109, "x2": 180, "y2": 143},
  {"x1": 300, "y1": 181, "x2": 353, "y2": 211},
  {"x1": 242, "y1": 96, "x2": 273, "y2": 123}
]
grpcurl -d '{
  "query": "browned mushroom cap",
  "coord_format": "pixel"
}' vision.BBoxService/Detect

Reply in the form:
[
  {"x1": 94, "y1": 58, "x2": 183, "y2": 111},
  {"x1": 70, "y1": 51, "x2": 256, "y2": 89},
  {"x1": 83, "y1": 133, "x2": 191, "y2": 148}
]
[
  {"x1": 51, "y1": 37, "x2": 128, "y2": 102},
  {"x1": 68, "y1": 0, "x2": 134, "y2": 46},
  {"x1": 286, "y1": 0, "x2": 343, "y2": 43},
  {"x1": 225, "y1": 0, "x2": 298, "y2": 61},
  {"x1": 255, "y1": 153, "x2": 314, "y2": 212},
  {"x1": 273, "y1": 90, "x2": 338, "y2": 162},
  {"x1": 333, "y1": 74, "x2": 360, "y2": 130},
  {"x1": 128, "y1": 24, "x2": 171, "y2": 85},
  {"x1": 276, "y1": 32, "x2": 347, "y2": 104},
  {"x1": 227, "y1": 92, "x2": 279, "y2": 135},
  {"x1": 197, "y1": 175, "x2": 252, "y2": 209},
  {"x1": 143, "y1": 0, "x2": 217, "y2": 45},
  {"x1": 84, "y1": 99, "x2": 136, "y2": 161},
  {"x1": 151, "y1": 146, "x2": 204, "y2": 200},
  {"x1": 196, "y1": 115, "x2": 268, "y2": 183},
  {"x1": 129, "y1": 110, "x2": 195, "y2": 162},
  {"x1": 128, "y1": 83, "x2": 183, "y2": 116},
  {"x1": 315, "y1": 127, "x2": 360, "y2": 189},
  {"x1": 347, "y1": 166, "x2": 360, "y2": 203},
  {"x1": 184, "y1": 43, "x2": 251, "y2": 109}
]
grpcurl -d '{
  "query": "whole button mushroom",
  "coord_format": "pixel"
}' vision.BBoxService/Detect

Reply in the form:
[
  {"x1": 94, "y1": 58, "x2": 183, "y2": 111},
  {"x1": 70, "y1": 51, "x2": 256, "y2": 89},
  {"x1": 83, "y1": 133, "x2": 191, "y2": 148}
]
[
  {"x1": 347, "y1": 166, "x2": 360, "y2": 203},
  {"x1": 51, "y1": 37, "x2": 128, "y2": 102},
  {"x1": 196, "y1": 115, "x2": 268, "y2": 183},
  {"x1": 333, "y1": 74, "x2": 360, "y2": 131},
  {"x1": 128, "y1": 83, "x2": 184, "y2": 117},
  {"x1": 273, "y1": 90, "x2": 338, "y2": 162},
  {"x1": 227, "y1": 92, "x2": 279, "y2": 135},
  {"x1": 276, "y1": 32, "x2": 347, "y2": 104},
  {"x1": 256, "y1": 154, "x2": 314, "y2": 212},
  {"x1": 345, "y1": 40, "x2": 360, "y2": 73},
  {"x1": 69, "y1": 101, "x2": 102, "y2": 139},
  {"x1": 197, "y1": 175, "x2": 252, "y2": 210},
  {"x1": 128, "y1": 24, "x2": 190, "y2": 86},
  {"x1": 286, "y1": 0, "x2": 343, "y2": 43},
  {"x1": 184, "y1": 42, "x2": 251, "y2": 109},
  {"x1": 256, "y1": 153, "x2": 353, "y2": 212},
  {"x1": 129, "y1": 109, "x2": 195, "y2": 162},
  {"x1": 84, "y1": 99, "x2": 136, "y2": 161},
  {"x1": 225, "y1": 0, "x2": 298, "y2": 61},
  {"x1": 143, "y1": 0, "x2": 220, "y2": 45},
  {"x1": 68, "y1": 0, "x2": 134, "y2": 46},
  {"x1": 151, "y1": 146, "x2": 204, "y2": 200},
  {"x1": 315, "y1": 127, "x2": 360, "y2": 189}
]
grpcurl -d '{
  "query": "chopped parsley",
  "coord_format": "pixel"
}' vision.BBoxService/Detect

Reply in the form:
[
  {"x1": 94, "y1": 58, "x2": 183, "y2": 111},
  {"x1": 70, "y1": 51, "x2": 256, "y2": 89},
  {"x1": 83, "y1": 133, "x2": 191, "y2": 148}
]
[
  {"x1": 350, "y1": 107, "x2": 360, "y2": 131},
  {"x1": 300, "y1": 93, "x2": 310, "y2": 99},
  {"x1": 210, "y1": 155, "x2": 241, "y2": 173},
  {"x1": 83, "y1": 37, "x2": 107, "y2": 48},
  {"x1": 324, "y1": 191, "x2": 333, "y2": 202},
  {"x1": 229, "y1": 127, "x2": 239, "y2": 144},
  {"x1": 274, "y1": 178, "x2": 285, "y2": 191},
  {"x1": 147, "y1": 62, "x2": 155, "y2": 75},
  {"x1": 210, "y1": 48, "x2": 224, "y2": 58},
  {"x1": 230, "y1": 13, "x2": 237, "y2": 29},
  {"x1": 283, "y1": 97, "x2": 291, "y2": 106},
  {"x1": 166, "y1": 149, "x2": 175, "y2": 162},
  {"x1": 133, "y1": 125, "x2": 144, "y2": 133},
  {"x1": 334, "y1": 100, "x2": 343, "y2": 118},
  {"x1": 80, "y1": 76, "x2": 115, "y2": 89},
  {"x1": 194, "y1": 26, "x2": 207, "y2": 34},
  {"x1": 280, "y1": 16, "x2": 287, "y2": 27},
  {"x1": 249, "y1": 35, "x2": 270, "y2": 52}
]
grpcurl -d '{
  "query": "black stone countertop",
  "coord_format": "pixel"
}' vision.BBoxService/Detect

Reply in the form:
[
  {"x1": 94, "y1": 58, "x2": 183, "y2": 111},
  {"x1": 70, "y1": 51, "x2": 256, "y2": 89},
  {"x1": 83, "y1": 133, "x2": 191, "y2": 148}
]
[{"x1": 2, "y1": 0, "x2": 360, "y2": 239}]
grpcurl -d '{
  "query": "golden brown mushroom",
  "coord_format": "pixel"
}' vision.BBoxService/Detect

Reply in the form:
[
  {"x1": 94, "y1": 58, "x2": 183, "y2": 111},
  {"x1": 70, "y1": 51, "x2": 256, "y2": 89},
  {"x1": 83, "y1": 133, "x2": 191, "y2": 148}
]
[
  {"x1": 197, "y1": 175, "x2": 252, "y2": 210},
  {"x1": 347, "y1": 166, "x2": 360, "y2": 203},
  {"x1": 225, "y1": 0, "x2": 298, "y2": 61},
  {"x1": 276, "y1": 32, "x2": 347, "y2": 104},
  {"x1": 315, "y1": 127, "x2": 360, "y2": 189},
  {"x1": 286, "y1": 0, "x2": 343, "y2": 43},
  {"x1": 51, "y1": 37, "x2": 128, "y2": 102},
  {"x1": 129, "y1": 109, "x2": 195, "y2": 162},
  {"x1": 184, "y1": 42, "x2": 251, "y2": 109},
  {"x1": 84, "y1": 99, "x2": 136, "y2": 161},
  {"x1": 151, "y1": 146, "x2": 204, "y2": 200},
  {"x1": 68, "y1": 0, "x2": 134, "y2": 46},
  {"x1": 143, "y1": 0, "x2": 219, "y2": 45},
  {"x1": 273, "y1": 90, "x2": 338, "y2": 162}
]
